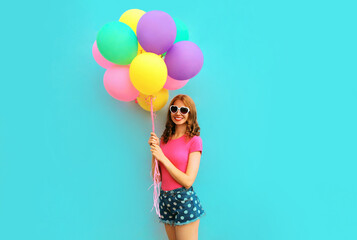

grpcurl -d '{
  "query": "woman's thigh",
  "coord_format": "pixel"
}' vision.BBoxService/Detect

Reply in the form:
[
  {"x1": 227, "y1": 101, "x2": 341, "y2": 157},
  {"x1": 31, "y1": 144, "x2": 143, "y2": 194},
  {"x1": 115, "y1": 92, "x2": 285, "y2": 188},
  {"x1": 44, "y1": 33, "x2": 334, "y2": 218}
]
[
  {"x1": 164, "y1": 223, "x2": 176, "y2": 240},
  {"x1": 175, "y1": 219, "x2": 200, "y2": 240}
]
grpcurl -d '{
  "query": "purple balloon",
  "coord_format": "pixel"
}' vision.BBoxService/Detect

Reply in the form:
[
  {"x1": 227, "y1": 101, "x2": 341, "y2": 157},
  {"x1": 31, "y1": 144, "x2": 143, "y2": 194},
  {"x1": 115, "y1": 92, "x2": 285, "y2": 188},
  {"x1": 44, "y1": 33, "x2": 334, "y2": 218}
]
[
  {"x1": 164, "y1": 41, "x2": 204, "y2": 80},
  {"x1": 137, "y1": 10, "x2": 176, "y2": 55}
]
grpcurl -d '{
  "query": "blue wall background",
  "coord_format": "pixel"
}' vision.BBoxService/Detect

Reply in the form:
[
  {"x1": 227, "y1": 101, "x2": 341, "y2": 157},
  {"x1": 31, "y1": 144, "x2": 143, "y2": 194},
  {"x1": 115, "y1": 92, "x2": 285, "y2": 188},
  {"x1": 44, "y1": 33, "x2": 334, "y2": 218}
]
[{"x1": 1, "y1": 0, "x2": 356, "y2": 239}]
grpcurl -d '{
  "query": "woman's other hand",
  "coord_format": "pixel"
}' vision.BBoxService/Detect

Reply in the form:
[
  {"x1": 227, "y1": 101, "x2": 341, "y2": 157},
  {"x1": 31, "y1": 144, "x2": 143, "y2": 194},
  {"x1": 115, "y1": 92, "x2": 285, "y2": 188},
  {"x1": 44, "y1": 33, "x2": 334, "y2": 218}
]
[{"x1": 150, "y1": 144, "x2": 167, "y2": 163}]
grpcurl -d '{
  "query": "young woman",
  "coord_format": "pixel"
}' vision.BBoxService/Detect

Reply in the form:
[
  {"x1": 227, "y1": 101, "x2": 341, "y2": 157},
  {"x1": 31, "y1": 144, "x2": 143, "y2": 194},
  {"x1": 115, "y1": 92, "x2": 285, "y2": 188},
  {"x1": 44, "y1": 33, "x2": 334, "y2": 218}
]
[{"x1": 148, "y1": 94, "x2": 206, "y2": 240}]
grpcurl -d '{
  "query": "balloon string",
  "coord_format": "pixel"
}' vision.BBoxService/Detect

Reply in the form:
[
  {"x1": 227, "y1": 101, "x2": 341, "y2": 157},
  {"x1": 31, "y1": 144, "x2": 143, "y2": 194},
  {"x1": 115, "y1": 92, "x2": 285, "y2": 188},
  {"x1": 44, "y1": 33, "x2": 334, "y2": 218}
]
[{"x1": 147, "y1": 95, "x2": 161, "y2": 218}]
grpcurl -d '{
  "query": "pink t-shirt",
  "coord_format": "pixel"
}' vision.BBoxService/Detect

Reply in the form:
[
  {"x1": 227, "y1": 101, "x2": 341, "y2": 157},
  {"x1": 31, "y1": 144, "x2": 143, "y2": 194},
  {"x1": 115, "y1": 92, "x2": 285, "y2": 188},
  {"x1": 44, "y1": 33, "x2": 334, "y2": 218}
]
[{"x1": 159, "y1": 135, "x2": 203, "y2": 191}]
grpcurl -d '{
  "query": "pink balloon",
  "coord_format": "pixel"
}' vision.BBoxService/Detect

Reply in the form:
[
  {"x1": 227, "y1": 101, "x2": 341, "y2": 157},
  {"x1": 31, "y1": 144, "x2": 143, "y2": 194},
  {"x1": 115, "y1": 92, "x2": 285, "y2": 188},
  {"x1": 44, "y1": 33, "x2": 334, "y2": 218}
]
[
  {"x1": 92, "y1": 40, "x2": 116, "y2": 69},
  {"x1": 163, "y1": 76, "x2": 189, "y2": 90},
  {"x1": 103, "y1": 65, "x2": 139, "y2": 102}
]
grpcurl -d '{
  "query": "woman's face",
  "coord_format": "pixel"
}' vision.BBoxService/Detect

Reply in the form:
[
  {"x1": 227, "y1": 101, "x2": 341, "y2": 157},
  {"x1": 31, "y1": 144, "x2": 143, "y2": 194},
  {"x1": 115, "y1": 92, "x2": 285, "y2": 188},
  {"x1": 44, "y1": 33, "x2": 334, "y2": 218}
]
[{"x1": 171, "y1": 100, "x2": 189, "y2": 125}]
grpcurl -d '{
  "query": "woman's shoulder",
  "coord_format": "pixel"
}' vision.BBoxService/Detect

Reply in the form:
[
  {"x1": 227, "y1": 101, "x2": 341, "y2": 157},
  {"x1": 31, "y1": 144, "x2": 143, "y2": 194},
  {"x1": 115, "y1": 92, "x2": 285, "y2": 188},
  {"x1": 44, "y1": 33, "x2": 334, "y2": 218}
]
[
  {"x1": 190, "y1": 135, "x2": 201, "y2": 139},
  {"x1": 187, "y1": 135, "x2": 202, "y2": 143},
  {"x1": 187, "y1": 135, "x2": 203, "y2": 153}
]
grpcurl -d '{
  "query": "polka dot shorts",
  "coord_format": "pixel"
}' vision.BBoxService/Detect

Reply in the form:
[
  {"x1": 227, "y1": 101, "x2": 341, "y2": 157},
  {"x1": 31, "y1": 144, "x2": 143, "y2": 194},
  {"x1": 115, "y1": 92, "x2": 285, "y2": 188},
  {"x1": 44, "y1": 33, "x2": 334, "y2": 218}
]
[{"x1": 158, "y1": 186, "x2": 206, "y2": 226}]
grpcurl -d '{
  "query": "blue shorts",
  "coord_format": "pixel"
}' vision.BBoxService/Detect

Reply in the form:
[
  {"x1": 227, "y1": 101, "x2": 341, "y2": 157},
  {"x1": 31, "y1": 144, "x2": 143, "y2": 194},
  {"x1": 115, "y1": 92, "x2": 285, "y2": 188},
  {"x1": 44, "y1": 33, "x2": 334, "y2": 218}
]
[{"x1": 158, "y1": 186, "x2": 206, "y2": 226}]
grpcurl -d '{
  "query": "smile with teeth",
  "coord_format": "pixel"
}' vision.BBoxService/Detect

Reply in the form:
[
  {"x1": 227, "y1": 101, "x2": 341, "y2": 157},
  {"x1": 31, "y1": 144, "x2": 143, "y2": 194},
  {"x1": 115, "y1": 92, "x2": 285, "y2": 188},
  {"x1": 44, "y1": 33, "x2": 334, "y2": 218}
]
[{"x1": 174, "y1": 117, "x2": 183, "y2": 121}]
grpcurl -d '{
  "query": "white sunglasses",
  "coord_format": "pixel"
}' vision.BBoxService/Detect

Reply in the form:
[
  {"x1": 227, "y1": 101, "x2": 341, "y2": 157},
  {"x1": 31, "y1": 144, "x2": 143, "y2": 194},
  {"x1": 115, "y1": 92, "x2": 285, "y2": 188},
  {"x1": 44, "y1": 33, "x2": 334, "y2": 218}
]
[{"x1": 170, "y1": 105, "x2": 190, "y2": 115}]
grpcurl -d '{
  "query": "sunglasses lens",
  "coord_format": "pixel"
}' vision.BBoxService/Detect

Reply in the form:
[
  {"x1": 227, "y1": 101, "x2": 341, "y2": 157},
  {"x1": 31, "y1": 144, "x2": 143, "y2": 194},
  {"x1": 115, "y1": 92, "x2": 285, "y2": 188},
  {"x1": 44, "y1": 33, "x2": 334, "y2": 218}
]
[
  {"x1": 180, "y1": 107, "x2": 189, "y2": 114},
  {"x1": 170, "y1": 106, "x2": 178, "y2": 113}
]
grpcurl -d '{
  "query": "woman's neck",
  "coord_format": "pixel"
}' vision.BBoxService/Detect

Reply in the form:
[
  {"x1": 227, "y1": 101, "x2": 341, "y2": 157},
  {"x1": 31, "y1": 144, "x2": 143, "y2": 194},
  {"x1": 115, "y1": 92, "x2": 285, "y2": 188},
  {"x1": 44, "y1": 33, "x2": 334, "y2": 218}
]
[{"x1": 173, "y1": 124, "x2": 186, "y2": 138}]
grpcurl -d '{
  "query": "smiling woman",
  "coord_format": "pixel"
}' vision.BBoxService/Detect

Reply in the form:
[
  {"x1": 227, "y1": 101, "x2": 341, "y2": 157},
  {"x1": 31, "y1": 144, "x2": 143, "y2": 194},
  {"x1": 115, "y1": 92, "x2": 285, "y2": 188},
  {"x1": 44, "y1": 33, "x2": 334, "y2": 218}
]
[
  {"x1": 161, "y1": 95, "x2": 200, "y2": 144},
  {"x1": 148, "y1": 94, "x2": 205, "y2": 240}
]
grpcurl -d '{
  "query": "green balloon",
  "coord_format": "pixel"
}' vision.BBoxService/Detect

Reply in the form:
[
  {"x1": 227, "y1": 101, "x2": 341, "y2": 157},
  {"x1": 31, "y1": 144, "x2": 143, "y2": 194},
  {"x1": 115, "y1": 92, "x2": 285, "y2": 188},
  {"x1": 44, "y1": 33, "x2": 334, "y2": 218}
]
[
  {"x1": 173, "y1": 18, "x2": 189, "y2": 44},
  {"x1": 96, "y1": 21, "x2": 138, "y2": 65}
]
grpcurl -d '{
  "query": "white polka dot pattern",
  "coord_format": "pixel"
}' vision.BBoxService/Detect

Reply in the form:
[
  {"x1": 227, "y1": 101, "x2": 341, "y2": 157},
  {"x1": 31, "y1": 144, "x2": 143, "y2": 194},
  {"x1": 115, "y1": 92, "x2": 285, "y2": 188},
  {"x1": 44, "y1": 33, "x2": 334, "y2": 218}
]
[{"x1": 158, "y1": 187, "x2": 205, "y2": 226}]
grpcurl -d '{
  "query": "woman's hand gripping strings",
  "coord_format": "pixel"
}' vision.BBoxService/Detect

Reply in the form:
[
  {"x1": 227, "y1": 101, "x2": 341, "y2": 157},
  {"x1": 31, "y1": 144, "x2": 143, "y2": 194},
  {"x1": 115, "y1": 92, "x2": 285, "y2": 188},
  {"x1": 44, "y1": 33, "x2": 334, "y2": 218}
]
[
  {"x1": 149, "y1": 132, "x2": 167, "y2": 163},
  {"x1": 148, "y1": 132, "x2": 165, "y2": 182}
]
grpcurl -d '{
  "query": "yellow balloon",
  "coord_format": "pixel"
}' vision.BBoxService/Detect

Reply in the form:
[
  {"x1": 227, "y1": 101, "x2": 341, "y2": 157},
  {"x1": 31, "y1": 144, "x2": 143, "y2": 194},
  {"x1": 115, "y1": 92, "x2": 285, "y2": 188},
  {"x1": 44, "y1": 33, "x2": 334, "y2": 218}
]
[
  {"x1": 119, "y1": 9, "x2": 145, "y2": 34},
  {"x1": 137, "y1": 88, "x2": 169, "y2": 111},
  {"x1": 129, "y1": 53, "x2": 167, "y2": 95},
  {"x1": 119, "y1": 9, "x2": 146, "y2": 56}
]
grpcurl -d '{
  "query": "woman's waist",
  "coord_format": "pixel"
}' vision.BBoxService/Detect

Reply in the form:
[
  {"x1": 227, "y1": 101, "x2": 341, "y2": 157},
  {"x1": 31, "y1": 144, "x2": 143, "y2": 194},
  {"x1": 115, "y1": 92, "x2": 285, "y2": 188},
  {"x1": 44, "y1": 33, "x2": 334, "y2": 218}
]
[{"x1": 160, "y1": 185, "x2": 194, "y2": 196}]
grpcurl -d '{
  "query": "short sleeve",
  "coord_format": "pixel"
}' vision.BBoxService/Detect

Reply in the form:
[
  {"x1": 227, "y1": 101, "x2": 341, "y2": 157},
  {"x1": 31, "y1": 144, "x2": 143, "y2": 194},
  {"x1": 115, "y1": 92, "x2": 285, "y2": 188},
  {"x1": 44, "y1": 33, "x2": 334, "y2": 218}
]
[{"x1": 189, "y1": 136, "x2": 203, "y2": 154}]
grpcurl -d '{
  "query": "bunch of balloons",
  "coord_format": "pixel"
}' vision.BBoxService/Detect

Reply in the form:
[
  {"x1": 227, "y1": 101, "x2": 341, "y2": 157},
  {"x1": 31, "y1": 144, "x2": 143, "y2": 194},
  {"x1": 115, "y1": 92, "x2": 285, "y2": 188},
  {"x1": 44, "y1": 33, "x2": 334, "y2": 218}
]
[{"x1": 92, "y1": 9, "x2": 204, "y2": 111}]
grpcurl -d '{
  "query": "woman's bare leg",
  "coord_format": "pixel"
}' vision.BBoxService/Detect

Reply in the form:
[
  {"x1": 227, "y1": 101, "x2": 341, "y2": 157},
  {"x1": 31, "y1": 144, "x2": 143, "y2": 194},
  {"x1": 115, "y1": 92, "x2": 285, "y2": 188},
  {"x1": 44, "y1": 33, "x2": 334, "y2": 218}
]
[
  {"x1": 175, "y1": 219, "x2": 200, "y2": 240},
  {"x1": 164, "y1": 223, "x2": 176, "y2": 240}
]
